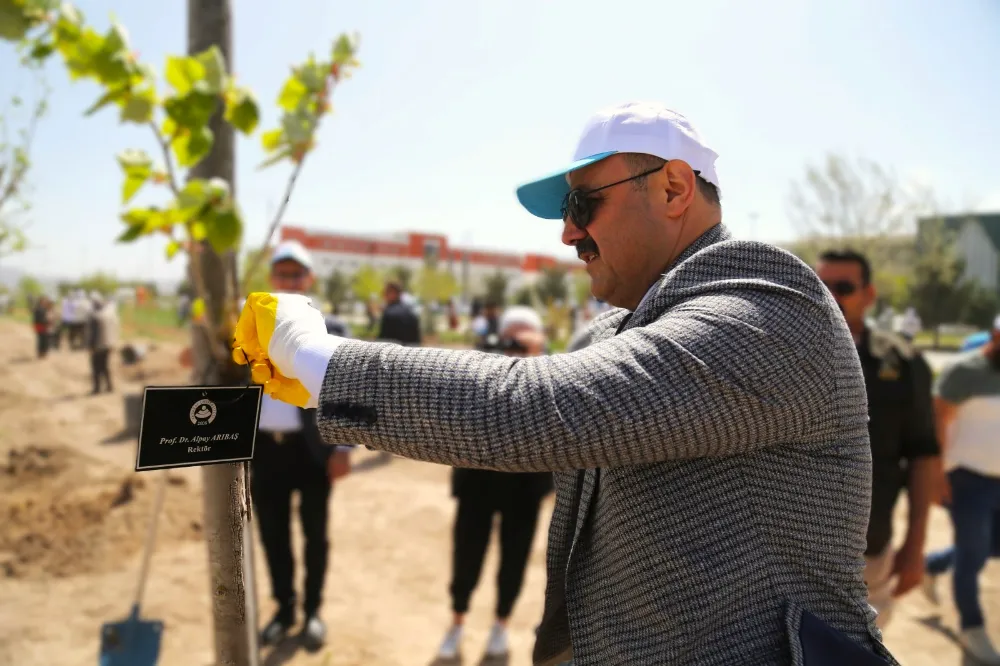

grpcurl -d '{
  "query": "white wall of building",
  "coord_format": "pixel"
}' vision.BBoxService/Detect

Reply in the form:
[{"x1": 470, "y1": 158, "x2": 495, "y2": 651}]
[{"x1": 957, "y1": 221, "x2": 1000, "y2": 291}]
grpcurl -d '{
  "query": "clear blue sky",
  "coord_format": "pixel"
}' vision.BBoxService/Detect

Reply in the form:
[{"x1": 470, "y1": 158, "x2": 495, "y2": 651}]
[{"x1": 1, "y1": 0, "x2": 998, "y2": 282}]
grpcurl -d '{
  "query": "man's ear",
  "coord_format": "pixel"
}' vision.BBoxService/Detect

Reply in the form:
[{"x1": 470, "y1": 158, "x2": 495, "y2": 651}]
[{"x1": 662, "y1": 161, "x2": 697, "y2": 212}]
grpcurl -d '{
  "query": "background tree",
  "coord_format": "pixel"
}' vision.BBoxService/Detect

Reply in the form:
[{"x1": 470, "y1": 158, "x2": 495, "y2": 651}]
[
  {"x1": 0, "y1": 72, "x2": 47, "y2": 268},
  {"x1": 512, "y1": 285, "x2": 535, "y2": 307},
  {"x1": 324, "y1": 268, "x2": 349, "y2": 312},
  {"x1": 908, "y1": 220, "x2": 967, "y2": 347},
  {"x1": 483, "y1": 270, "x2": 509, "y2": 305},
  {"x1": 386, "y1": 263, "x2": 413, "y2": 292},
  {"x1": 17, "y1": 273, "x2": 41, "y2": 305},
  {"x1": 77, "y1": 270, "x2": 118, "y2": 295},
  {"x1": 786, "y1": 153, "x2": 931, "y2": 307},
  {"x1": 352, "y1": 264, "x2": 383, "y2": 303},
  {"x1": 4, "y1": 3, "x2": 360, "y2": 663},
  {"x1": 958, "y1": 282, "x2": 1000, "y2": 330},
  {"x1": 240, "y1": 247, "x2": 271, "y2": 294},
  {"x1": 572, "y1": 272, "x2": 591, "y2": 307},
  {"x1": 535, "y1": 266, "x2": 568, "y2": 305}
]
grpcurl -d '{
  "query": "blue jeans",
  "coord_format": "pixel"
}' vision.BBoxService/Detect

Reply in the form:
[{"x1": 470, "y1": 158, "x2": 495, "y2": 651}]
[{"x1": 925, "y1": 468, "x2": 1000, "y2": 629}]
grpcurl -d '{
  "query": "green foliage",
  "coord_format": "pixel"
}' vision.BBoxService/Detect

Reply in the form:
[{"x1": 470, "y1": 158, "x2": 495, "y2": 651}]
[
  {"x1": 572, "y1": 273, "x2": 591, "y2": 306},
  {"x1": 2, "y1": 1, "x2": 360, "y2": 326},
  {"x1": 240, "y1": 249, "x2": 271, "y2": 295},
  {"x1": 483, "y1": 271, "x2": 509, "y2": 305},
  {"x1": 385, "y1": 264, "x2": 413, "y2": 291},
  {"x1": 908, "y1": 221, "x2": 967, "y2": 333},
  {"x1": 535, "y1": 267, "x2": 569, "y2": 305},
  {"x1": 351, "y1": 265, "x2": 383, "y2": 303},
  {"x1": 17, "y1": 273, "x2": 41, "y2": 300},
  {"x1": 959, "y1": 283, "x2": 1000, "y2": 330},
  {"x1": 415, "y1": 266, "x2": 458, "y2": 304},
  {"x1": 324, "y1": 269, "x2": 349, "y2": 309},
  {"x1": 512, "y1": 286, "x2": 535, "y2": 307}
]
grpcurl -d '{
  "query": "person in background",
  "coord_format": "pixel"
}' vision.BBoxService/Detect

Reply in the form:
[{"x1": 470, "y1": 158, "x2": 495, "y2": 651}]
[
  {"x1": 437, "y1": 306, "x2": 554, "y2": 661},
  {"x1": 816, "y1": 250, "x2": 939, "y2": 629},
  {"x1": 897, "y1": 306, "x2": 922, "y2": 342},
  {"x1": 377, "y1": 280, "x2": 421, "y2": 345},
  {"x1": 470, "y1": 299, "x2": 501, "y2": 343},
  {"x1": 86, "y1": 292, "x2": 119, "y2": 394},
  {"x1": 252, "y1": 240, "x2": 353, "y2": 652},
  {"x1": 921, "y1": 314, "x2": 1000, "y2": 664},
  {"x1": 32, "y1": 295, "x2": 55, "y2": 358}
]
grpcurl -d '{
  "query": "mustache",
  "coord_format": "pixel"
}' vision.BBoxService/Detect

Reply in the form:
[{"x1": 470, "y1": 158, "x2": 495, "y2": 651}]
[{"x1": 576, "y1": 237, "x2": 600, "y2": 259}]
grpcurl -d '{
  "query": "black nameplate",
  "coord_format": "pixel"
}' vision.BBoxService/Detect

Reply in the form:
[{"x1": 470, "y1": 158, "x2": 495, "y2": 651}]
[{"x1": 135, "y1": 385, "x2": 263, "y2": 471}]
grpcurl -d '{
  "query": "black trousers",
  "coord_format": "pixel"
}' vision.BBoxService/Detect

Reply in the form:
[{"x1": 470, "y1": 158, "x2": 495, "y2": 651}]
[
  {"x1": 251, "y1": 432, "x2": 332, "y2": 617},
  {"x1": 450, "y1": 492, "x2": 542, "y2": 619},
  {"x1": 36, "y1": 332, "x2": 49, "y2": 358},
  {"x1": 90, "y1": 349, "x2": 112, "y2": 392}
]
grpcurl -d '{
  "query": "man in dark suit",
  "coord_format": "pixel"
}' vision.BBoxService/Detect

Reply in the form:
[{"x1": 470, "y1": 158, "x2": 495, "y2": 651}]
[
  {"x1": 237, "y1": 102, "x2": 896, "y2": 665},
  {"x1": 377, "y1": 280, "x2": 421, "y2": 345},
  {"x1": 252, "y1": 240, "x2": 352, "y2": 652}
]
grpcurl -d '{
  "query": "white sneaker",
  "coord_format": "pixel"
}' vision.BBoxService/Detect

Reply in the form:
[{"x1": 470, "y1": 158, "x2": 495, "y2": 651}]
[
  {"x1": 437, "y1": 625, "x2": 463, "y2": 660},
  {"x1": 960, "y1": 627, "x2": 1000, "y2": 665},
  {"x1": 485, "y1": 623, "x2": 509, "y2": 657},
  {"x1": 921, "y1": 572, "x2": 940, "y2": 605}
]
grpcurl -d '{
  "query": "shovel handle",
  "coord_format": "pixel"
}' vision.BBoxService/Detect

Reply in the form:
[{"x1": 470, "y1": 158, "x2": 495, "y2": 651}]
[{"x1": 134, "y1": 472, "x2": 169, "y2": 609}]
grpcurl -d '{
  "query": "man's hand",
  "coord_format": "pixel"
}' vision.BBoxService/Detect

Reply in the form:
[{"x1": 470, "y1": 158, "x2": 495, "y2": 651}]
[
  {"x1": 233, "y1": 292, "x2": 329, "y2": 407},
  {"x1": 328, "y1": 449, "x2": 351, "y2": 481},
  {"x1": 891, "y1": 540, "x2": 924, "y2": 598}
]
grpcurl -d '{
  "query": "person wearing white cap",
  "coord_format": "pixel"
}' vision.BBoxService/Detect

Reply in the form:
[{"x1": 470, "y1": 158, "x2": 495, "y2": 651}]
[
  {"x1": 251, "y1": 239, "x2": 353, "y2": 652},
  {"x1": 233, "y1": 102, "x2": 896, "y2": 665},
  {"x1": 921, "y1": 314, "x2": 1000, "y2": 664},
  {"x1": 437, "y1": 306, "x2": 554, "y2": 662}
]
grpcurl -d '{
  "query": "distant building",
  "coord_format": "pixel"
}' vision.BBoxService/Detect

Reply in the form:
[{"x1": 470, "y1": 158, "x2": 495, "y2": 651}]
[
  {"x1": 918, "y1": 213, "x2": 1000, "y2": 293},
  {"x1": 278, "y1": 225, "x2": 584, "y2": 300}
]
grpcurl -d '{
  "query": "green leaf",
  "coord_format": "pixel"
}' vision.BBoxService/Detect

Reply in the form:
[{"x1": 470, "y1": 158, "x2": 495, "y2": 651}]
[
  {"x1": 261, "y1": 128, "x2": 283, "y2": 151},
  {"x1": 204, "y1": 204, "x2": 243, "y2": 254},
  {"x1": 165, "y1": 240, "x2": 182, "y2": 260},
  {"x1": 332, "y1": 34, "x2": 358, "y2": 65},
  {"x1": 117, "y1": 224, "x2": 145, "y2": 243},
  {"x1": 171, "y1": 126, "x2": 214, "y2": 168},
  {"x1": 119, "y1": 86, "x2": 156, "y2": 124},
  {"x1": 28, "y1": 41, "x2": 55, "y2": 60},
  {"x1": 224, "y1": 86, "x2": 259, "y2": 134},
  {"x1": 190, "y1": 220, "x2": 208, "y2": 241},
  {"x1": 257, "y1": 147, "x2": 293, "y2": 169},
  {"x1": 277, "y1": 77, "x2": 308, "y2": 112},
  {"x1": 177, "y1": 180, "x2": 209, "y2": 211},
  {"x1": 120, "y1": 207, "x2": 155, "y2": 226},
  {"x1": 0, "y1": 4, "x2": 32, "y2": 41},
  {"x1": 117, "y1": 149, "x2": 153, "y2": 205},
  {"x1": 84, "y1": 86, "x2": 128, "y2": 116},
  {"x1": 191, "y1": 298, "x2": 205, "y2": 320},
  {"x1": 163, "y1": 90, "x2": 217, "y2": 130},
  {"x1": 193, "y1": 45, "x2": 226, "y2": 93},
  {"x1": 165, "y1": 54, "x2": 204, "y2": 96}
]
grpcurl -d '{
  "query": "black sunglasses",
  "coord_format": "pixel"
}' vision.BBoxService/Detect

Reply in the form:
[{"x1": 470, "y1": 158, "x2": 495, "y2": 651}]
[
  {"x1": 823, "y1": 280, "x2": 859, "y2": 297},
  {"x1": 560, "y1": 163, "x2": 666, "y2": 229}
]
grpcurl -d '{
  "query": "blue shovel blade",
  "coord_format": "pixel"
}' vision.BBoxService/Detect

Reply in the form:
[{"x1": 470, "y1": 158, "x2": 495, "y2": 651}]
[{"x1": 99, "y1": 607, "x2": 163, "y2": 666}]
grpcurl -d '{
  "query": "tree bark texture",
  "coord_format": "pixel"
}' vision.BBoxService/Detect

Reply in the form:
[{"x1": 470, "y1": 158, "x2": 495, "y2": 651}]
[{"x1": 187, "y1": 0, "x2": 256, "y2": 664}]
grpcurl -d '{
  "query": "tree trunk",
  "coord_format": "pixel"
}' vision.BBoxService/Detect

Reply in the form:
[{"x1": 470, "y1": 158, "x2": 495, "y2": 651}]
[{"x1": 187, "y1": 1, "x2": 257, "y2": 664}]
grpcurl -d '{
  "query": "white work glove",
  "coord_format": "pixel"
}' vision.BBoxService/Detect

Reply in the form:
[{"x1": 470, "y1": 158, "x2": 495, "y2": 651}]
[{"x1": 233, "y1": 292, "x2": 344, "y2": 408}]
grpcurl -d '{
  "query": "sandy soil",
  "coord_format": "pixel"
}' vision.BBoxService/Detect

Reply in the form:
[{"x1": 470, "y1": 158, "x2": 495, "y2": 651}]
[{"x1": 0, "y1": 318, "x2": 994, "y2": 666}]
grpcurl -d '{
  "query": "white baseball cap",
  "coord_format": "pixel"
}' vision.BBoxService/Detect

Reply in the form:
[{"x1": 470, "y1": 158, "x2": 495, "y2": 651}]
[
  {"x1": 515, "y1": 102, "x2": 720, "y2": 220},
  {"x1": 499, "y1": 305, "x2": 544, "y2": 335},
  {"x1": 270, "y1": 240, "x2": 314, "y2": 272}
]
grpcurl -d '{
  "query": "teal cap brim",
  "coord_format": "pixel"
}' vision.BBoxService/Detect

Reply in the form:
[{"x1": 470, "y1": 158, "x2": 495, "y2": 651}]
[{"x1": 515, "y1": 151, "x2": 618, "y2": 219}]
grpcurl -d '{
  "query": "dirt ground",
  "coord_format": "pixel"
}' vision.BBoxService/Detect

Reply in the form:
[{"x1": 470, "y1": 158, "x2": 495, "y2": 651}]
[{"x1": 0, "y1": 318, "x2": 994, "y2": 666}]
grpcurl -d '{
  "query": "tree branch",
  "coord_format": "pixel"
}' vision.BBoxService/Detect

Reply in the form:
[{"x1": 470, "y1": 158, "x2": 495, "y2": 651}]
[
  {"x1": 148, "y1": 120, "x2": 182, "y2": 197},
  {"x1": 239, "y1": 152, "x2": 306, "y2": 293}
]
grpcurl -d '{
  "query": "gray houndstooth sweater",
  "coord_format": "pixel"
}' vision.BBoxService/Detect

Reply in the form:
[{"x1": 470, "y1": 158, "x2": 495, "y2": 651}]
[{"x1": 315, "y1": 223, "x2": 899, "y2": 665}]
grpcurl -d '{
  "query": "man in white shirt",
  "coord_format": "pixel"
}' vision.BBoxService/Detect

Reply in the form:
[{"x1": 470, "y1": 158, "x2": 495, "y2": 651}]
[
  {"x1": 252, "y1": 240, "x2": 352, "y2": 651},
  {"x1": 922, "y1": 314, "x2": 1000, "y2": 664}
]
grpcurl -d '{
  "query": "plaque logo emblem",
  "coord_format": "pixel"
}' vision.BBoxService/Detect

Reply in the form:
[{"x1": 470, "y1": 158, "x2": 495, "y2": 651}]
[{"x1": 190, "y1": 398, "x2": 218, "y2": 426}]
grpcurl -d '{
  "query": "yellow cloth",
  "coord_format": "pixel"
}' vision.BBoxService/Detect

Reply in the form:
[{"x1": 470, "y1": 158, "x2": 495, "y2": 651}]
[{"x1": 232, "y1": 292, "x2": 312, "y2": 408}]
